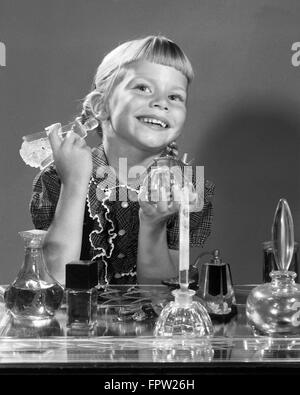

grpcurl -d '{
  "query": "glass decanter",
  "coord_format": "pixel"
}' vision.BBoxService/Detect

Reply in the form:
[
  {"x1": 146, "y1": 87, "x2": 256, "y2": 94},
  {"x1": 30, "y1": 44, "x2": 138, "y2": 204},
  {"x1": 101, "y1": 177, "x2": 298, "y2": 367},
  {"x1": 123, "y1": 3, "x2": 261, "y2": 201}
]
[
  {"x1": 19, "y1": 117, "x2": 98, "y2": 170},
  {"x1": 246, "y1": 199, "x2": 300, "y2": 336},
  {"x1": 4, "y1": 230, "x2": 64, "y2": 321}
]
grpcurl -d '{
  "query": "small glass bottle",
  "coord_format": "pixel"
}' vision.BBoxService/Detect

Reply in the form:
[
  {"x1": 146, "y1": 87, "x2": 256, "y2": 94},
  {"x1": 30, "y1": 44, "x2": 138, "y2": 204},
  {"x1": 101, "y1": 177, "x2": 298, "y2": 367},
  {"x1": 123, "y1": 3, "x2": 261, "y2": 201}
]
[
  {"x1": 142, "y1": 155, "x2": 201, "y2": 208},
  {"x1": 246, "y1": 199, "x2": 300, "y2": 336},
  {"x1": 142, "y1": 156, "x2": 182, "y2": 202},
  {"x1": 4, "y1": 230, "x2": 64, "y2": 321},
  {"x1": 19, "y1": 117, "x2": 98, "y2": 170},
  {"x1": 196, "y1": 249, "x2": 237, "y2": 318},
  {"x1": 65, "y1": 260, "x2": 98, "y2": 329}
]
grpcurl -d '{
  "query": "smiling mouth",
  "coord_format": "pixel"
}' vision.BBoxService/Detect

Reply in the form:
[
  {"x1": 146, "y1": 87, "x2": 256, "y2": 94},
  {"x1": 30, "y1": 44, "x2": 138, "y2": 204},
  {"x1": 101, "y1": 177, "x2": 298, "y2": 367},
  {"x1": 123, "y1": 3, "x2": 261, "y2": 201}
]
[{"x1": 136, "y1": 116, "x2": 169, "y2": 129}]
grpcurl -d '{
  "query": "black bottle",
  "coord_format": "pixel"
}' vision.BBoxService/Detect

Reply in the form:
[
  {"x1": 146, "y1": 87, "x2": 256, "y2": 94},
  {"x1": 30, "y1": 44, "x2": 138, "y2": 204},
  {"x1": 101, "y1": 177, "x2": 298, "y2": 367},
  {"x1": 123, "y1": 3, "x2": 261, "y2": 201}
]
[{"x1": 65, "y1": 260, "x2": 98, "y2": 329}]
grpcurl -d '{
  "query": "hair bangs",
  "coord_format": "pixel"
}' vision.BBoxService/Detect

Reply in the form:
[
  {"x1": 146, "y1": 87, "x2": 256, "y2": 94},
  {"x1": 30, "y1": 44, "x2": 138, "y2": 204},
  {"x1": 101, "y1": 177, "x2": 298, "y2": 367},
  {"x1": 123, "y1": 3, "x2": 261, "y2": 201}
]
[
  {"x1": 142, "y1": 37, "x2": 194, "y2": 84},
  {"x1": 118, "y1": 36, "x2": 194, "y2": 84}
]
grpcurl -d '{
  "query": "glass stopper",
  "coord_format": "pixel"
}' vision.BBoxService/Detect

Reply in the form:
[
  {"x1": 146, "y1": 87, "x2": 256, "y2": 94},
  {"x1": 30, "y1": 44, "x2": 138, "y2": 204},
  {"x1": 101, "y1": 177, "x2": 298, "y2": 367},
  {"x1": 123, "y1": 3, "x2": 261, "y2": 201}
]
[{"x1": 272, "y1": 198, "x2": 294, "y2": 271}]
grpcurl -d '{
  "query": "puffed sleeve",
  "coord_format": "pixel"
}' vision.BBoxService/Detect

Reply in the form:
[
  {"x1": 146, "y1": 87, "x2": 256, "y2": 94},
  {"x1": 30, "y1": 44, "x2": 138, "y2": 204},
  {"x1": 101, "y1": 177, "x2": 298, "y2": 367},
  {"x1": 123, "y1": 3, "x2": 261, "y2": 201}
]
[
  {"x1": 29, "y1": 165, "x2": 61, "y2": 230},
  {"x1": 167, "y1": 179, "x2": 215, "y2": 250}
]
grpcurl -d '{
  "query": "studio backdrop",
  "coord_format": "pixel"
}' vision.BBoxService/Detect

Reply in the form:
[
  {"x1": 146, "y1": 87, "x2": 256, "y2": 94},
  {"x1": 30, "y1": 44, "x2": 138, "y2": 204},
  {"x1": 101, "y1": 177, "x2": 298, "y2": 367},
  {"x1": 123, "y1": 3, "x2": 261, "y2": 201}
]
[{"x1": 0, "y1": 0, "x2": 299, "y2": 284}]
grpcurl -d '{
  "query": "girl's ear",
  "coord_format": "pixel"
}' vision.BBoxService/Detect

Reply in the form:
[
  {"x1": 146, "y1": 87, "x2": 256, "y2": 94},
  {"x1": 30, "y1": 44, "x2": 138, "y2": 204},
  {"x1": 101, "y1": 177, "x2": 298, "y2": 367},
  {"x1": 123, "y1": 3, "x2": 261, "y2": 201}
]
[
  {"x1": 89, "y1": 91, "x2": 102, "y2": 117},
  {"x1": 89, "y1": 91, "x2": 109, "y2": 121}
]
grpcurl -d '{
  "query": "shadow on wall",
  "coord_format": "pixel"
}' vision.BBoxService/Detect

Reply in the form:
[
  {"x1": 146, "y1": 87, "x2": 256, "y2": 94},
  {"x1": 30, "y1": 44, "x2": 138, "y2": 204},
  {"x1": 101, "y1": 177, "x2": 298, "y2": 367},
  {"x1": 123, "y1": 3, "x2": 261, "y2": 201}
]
[{"x1": 192, "y1": 97, "x2": 300, "y2": 284}]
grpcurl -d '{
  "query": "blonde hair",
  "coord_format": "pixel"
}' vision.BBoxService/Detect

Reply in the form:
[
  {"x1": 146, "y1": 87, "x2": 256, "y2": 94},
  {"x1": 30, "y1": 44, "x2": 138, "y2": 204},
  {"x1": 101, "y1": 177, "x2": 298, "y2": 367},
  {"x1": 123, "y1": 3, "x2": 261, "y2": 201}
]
[{"x1": 81, "y1": 35, "x2": 194, "y2": 136}]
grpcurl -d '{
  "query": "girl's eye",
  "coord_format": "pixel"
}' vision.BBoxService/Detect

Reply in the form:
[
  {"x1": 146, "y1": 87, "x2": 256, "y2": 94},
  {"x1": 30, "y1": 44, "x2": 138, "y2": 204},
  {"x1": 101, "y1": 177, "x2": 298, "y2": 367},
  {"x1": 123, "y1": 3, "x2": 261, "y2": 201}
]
[
  {"x1": 135, "y1": 84, "x2": 151, "y2": 93},
  {"x1": 169, "y1": 94, "x2": 184, "y2": 102}
]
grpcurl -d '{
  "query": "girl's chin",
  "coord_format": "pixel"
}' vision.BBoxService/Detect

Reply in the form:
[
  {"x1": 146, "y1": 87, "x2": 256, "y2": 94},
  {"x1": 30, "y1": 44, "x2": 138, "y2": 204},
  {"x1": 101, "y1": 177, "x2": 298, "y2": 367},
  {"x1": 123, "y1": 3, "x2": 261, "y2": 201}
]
[
  {"x1": 138, "y1": 141, "x2": 170, "y2": 152},
  {"x1": 136, "y1": 136, "x2": 173, "y2": 149}
]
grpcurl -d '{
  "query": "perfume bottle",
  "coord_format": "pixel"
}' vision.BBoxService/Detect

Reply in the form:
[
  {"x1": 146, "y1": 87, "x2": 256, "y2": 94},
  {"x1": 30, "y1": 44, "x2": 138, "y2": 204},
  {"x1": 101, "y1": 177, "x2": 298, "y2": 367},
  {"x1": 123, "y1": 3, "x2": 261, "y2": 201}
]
[
  {"x1": 142, "y1": 156, "x2": 182, "y2": 202},
  {"x1": 195, "y1": 249, "x2": 237, "y2": 318},
  {"x1": 142, "y1": 155, "x2": 200, "y2": 208},
  {"x1": 246, "y1": 199, "x2": 300, "y2": 336},
  {"x1": 19, "y1": 117, "x2": 98, "y2": 170},
  {"x1": 65, "y1": 260, "x2": 98, "y2": 329},
  {"x1": 4, "y1": 230, "x2": 64, "y2": 321},
  {"x1": 154, "y1": 288, "x2": 213, "y2": 338}
]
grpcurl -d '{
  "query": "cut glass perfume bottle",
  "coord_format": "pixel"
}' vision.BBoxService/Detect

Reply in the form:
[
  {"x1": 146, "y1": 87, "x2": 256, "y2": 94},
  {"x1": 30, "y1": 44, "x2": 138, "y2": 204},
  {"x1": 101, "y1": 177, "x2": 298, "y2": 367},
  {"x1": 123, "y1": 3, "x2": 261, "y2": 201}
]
[
  {"x1": 154, "y1": 288, "x2": 213, "y2": 337},
  {"x1": 19, "y1": 117, "x2": 98, "y2": 170},
  {"x1": 142, "y1": 156, "x2": 201, "y2": 209},
  {"x1": 4, "y1": 230, "x2": 64, "y2": 321},
  {"x1": 246, "y1": 199, "x2": 300, "y2": 336}
]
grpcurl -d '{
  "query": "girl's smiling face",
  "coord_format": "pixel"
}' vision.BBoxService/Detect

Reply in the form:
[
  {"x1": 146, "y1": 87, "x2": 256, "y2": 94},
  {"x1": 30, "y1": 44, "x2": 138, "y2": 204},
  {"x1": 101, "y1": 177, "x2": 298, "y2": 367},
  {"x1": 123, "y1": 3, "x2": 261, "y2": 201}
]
[{"x1": 106, "y1": 60, "x2": 188, "y2": 152}]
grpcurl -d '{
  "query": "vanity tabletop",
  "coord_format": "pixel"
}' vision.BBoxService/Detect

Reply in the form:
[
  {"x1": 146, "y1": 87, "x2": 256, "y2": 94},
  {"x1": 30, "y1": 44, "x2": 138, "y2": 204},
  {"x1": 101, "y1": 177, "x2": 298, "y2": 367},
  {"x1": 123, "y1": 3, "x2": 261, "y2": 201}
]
[{"x1": 0, "y1": 284, "x2": 299, "y2": 375}]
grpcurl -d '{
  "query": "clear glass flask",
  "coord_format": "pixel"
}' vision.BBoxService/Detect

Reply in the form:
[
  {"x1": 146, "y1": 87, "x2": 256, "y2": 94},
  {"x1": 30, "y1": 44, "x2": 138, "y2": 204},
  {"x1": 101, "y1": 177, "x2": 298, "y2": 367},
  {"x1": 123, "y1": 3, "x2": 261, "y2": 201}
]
[
  {"x1": 246, "y1": 199, "x2": 300, "y2": 336},
  {"x1": 19, "y1": 117, "x2": 98, "y2": 170},
  {"x1": 4, "y1": 230, "x2": 64, "y2": 321}
]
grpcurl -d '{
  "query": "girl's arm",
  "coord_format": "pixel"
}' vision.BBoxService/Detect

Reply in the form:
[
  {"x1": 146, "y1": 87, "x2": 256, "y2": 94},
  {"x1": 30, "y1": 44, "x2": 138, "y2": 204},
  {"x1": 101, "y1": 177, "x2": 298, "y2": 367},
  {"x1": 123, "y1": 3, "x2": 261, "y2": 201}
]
[
  {"x1": 137, "y1": 183, "x2": 200, "y2": 284},
  {"x1": 137, "y1": 217, "x2": 178, "y2": 284},
  {"x1": 137, "y1": 186, "x2": 181, "y2": 284},
  {"x1": 43, "y1": 182, "x2": 87, "y2": 284},
  {"x1": 43, "y1": 124, "x2": 92, "y2": 284}
]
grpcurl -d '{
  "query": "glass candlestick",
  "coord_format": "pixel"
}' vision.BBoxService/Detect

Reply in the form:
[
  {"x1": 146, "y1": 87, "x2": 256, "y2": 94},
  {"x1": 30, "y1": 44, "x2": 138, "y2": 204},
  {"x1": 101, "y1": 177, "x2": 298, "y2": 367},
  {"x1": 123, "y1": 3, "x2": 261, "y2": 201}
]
[{"x1": 246, "y1": 199, "x2": 300, "y2": 336}]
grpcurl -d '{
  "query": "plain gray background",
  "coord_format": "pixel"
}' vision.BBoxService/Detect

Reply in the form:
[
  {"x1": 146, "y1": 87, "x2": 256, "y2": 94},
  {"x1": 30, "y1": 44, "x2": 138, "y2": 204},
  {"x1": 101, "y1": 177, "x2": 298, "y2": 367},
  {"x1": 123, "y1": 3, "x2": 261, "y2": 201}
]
[{"x1": 0, "y1": 0, "x2": 299, "y2": 285}]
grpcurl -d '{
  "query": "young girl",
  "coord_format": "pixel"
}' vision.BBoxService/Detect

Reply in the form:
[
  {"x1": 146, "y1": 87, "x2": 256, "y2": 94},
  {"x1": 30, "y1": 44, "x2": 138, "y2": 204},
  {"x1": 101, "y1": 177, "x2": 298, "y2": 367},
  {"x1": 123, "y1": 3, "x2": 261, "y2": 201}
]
[{"x1": 30, "y1": 35, "x2": 215, "y2": 286}]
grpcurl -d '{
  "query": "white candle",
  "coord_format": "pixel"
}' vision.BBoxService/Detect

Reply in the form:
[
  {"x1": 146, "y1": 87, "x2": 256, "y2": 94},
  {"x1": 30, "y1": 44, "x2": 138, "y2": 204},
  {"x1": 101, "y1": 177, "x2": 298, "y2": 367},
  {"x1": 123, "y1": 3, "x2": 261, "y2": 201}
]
[{"x1": 179, "y1": 186, "x2": 190, "y2": 271}]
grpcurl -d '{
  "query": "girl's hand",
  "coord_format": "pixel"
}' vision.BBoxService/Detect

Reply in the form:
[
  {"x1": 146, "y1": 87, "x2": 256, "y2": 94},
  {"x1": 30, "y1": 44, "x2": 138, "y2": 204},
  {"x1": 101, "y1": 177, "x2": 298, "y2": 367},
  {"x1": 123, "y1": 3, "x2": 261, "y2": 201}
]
[
  {"x1": 138, "y1": 185, "x2": 179, "y2": 227},
  {"x1": 138, "y1": 183, "x2": 198, "y2": 228},
  {"x1": 47, "y1": 123, "x2": 92, "y2": 189}
]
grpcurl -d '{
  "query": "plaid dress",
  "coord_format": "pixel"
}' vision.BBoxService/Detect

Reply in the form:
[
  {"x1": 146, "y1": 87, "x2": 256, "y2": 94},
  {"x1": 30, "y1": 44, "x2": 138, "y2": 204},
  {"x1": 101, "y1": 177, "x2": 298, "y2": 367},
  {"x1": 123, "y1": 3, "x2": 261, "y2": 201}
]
[{"x1": 30, "y1": 144, "x2": 215, "y2": 285}]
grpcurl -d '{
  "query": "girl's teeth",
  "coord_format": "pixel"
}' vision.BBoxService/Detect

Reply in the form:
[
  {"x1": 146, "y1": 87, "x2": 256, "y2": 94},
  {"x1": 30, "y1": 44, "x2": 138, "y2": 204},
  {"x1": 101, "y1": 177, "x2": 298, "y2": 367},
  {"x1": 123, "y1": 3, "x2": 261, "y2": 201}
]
[{"x1": 140, "y1": 117, "x2": 167, "y2": 128}]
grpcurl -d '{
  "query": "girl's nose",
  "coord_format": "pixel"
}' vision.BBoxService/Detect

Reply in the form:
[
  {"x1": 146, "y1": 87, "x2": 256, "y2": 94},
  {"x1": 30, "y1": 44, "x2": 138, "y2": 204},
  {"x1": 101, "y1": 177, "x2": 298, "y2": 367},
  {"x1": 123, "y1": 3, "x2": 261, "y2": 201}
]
[{"x1": 149, "y1": 96, "x2": 169, "y2": 111}]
